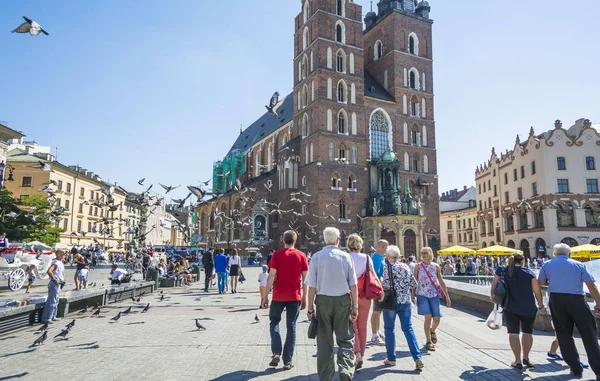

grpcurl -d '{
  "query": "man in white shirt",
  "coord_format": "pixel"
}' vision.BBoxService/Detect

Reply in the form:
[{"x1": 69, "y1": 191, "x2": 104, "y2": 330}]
[
  {"x1": 110, "y1": 265, "x2": 129, "y2": 284},
  {"x1": 305, "y1": 227, "x2": 358, "y2": 381},
  {"x1": 42, "y1": 250, "x2": 66, "y2": 323}
]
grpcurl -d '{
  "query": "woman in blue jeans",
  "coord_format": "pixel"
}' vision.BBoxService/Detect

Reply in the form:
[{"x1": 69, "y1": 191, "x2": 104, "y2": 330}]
[{"x1": 379, "y1": 245, "x2": 424, "y2": 370}]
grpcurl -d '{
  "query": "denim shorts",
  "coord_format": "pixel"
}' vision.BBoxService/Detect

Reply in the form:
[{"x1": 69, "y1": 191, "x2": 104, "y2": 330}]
[
  {"x1": 417, "y1": 295, "x2": 442, "y2": 317},
  {"x1": 78, "y1": 273, "x2": 88, "y2": 283}
]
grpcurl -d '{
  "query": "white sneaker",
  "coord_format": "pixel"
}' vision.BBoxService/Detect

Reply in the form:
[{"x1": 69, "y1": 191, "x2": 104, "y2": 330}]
[
  {"x1": 370, "y1": 334, "x2": 382, "y2": 345},
  {"x1": 378, "y1": 331, "x2": 385, "y2": 340}
]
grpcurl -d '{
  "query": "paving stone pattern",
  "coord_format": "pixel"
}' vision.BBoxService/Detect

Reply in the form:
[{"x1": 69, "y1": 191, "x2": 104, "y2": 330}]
[{"x1": 0, "y1": 266, "x2": 596, "y2": 381}]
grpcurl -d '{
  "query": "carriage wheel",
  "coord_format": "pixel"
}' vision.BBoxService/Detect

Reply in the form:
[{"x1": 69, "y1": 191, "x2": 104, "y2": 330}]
[{"x1": 9, "y1": 268, "x2": 26, "y2": 291}]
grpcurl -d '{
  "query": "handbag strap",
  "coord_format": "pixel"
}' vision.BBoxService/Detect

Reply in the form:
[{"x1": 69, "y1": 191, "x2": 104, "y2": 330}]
[
  {"x1": 363, "y1": 255, "x2": 370, "y2": 295},
  {"x1": 386, "y1": 261, "x2": 395, "y2": 290},
  {"x1": 420, "y1": 262, "x2": 441, "y2": 293}
]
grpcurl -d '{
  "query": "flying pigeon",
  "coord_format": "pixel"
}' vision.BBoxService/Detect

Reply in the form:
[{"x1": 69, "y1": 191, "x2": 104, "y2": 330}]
[
  {"x1": 32, "y1": 160, "x2": 53, "y2": 171},
  {"x1": 265, "y1": 91, "x2": 280, "y2": 118},
  {"x1": 159, "y1": 183, "x2": 180, "y2": 193},
  {"x1": 12, "y1": 16, "x2": 49, "y2": 36},
  {"x1": 200, "y1": 178, "x2": 211, "y2": 186},
  {"x1": 54, "y1": 328, "x2": 71, "y2": 339},
  {"x1": 65, "y1": 319, "x2": 76, "y2": 329},
  {"x1": 195, "y1": 319, "x2": 206, "y2": 330},
  {"x1": 110, "y1": 312, "x2": 121, "y2": 323},
  {"x1": 141, "y1": 303, "x2": 150, "y2": 313},
  {"x1": 32, "y1": 331, "x2": 47, "y2": 346},
  {"x1": 138, "y1": 178, "x2": 145, "y2": 186},
  {"x1": 123, "y1": 306, "x2": 132, "y2": 315},
  {"x1": 254, "y1": 314, "x2": 260, "y2": 323}
]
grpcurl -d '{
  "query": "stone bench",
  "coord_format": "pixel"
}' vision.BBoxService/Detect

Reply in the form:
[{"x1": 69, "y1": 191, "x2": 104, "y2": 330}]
[
  {"x1": 445, "y1": 279, "x2": 600, "y2": 338},
  {"x1": 57, "y1": 289, "x2": 106, "y2": 317},
  {"x1": 0, "y1": 299, "x2": 45, "y2": 334},
  {"x1": 105, "y1": 281, "x2": 155, "y2": 305},
  {"x1": 159, "y1": 278, "x2": 182, "y2": 288}
]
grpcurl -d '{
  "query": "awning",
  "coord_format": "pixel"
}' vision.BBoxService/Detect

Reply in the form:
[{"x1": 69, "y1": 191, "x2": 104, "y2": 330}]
[
  {"x1": 476, "y1": 245, "x2": 522, "y2": 256},
  {"x1": 437, "y1": 245, "x2": 476, "y2": 255},
  {"x1": 570, "y1": 244, "x2": 600, "y2": 260}
]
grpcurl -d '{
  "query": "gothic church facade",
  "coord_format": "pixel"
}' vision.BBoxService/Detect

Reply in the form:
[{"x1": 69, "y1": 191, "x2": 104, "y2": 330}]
[{"x1": 196, "y1": 0, "x2": 440, "y2": 256}]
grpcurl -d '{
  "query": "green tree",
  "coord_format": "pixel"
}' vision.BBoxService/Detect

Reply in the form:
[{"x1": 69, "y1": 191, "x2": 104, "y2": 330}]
[{"x1": 0, "y1": 189, "x2": 63, "y2": 246}]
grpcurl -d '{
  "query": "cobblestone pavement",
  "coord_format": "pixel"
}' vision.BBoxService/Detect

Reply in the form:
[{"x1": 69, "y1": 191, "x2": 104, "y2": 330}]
[{"x1": 0, "y1": 266, "x2": 596, "y2": 381}]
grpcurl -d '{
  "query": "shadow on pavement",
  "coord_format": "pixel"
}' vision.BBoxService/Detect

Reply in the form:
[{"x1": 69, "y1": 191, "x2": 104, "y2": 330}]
[
  {"x1": 0, "y1": 372, "x2": 28, "y2": 380},
  {"x1": 227, "y1": 307, "x2": 259, "y2": 313},
  {"x1": 354, "y1": 364, "x2": 420, "y2": 380},
  {"x1": 208, "y1": 369, "x2": 281, "y2": 381},
  {"x1": 0, "y1": 348, "x2": 37, "y2": 359}
]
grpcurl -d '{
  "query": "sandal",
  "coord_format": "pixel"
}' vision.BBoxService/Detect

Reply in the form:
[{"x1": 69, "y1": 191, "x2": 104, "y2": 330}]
[
  {"x1": 426, "y1": 341, "x2": 436, "y2": 351},
  {"x1": 355, "y1": 355, "x2": 363, "y2": 370},
  {"x1": 511, "y1": 362, "x2": 523, "y2": 370},
  {"x1": 431, "y1": 330, "x2": 438, "y2": 344},
  {"x1": 283, "y1": 363, "x2": 294, "y2": 370},
  {"x1": 383, "y1": 359, "x2": 396, "y2": 366},
  {"x1": 523, "y1": 359, "x2": 535, "y2": 368},
  {"x1": 269, "y1": 355, "x2": 280, "y2": 367}
]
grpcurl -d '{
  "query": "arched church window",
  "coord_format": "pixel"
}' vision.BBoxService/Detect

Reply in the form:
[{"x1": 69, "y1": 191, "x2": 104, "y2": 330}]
[{"x1": 370, "y1": 110, "x2": 391, "y2": 160}]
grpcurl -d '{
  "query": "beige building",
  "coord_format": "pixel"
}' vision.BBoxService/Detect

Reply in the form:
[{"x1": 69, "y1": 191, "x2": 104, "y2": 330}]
[
  {"x1": 6, "y1": 143, "x2": 128, "y2": 249},
  {"x1": 0, "y1": 123, "x2": 25, "y2": 188},
  {"x1": 439, "y1": 186, "x2": 479, "y2": 250},
  {"x1": 475, "y1": 119, "x2": 600, "y2": 258}
]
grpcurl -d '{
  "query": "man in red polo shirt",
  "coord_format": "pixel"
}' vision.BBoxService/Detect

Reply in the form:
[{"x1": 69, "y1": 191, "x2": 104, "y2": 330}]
[{"x1": 261, "y1": 230, "x2": 309, "y2": 370}]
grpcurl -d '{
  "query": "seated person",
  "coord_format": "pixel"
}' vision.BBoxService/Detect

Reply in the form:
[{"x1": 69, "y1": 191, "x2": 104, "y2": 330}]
[
  {"x1": 157, "y1": 259, "x2": 167, "y2": 278},
  {"x1": 110, "y1": 264, "x2": 129, "y2": 285},
  {"x1": 178, "y1": 258, "x2": 194, "y2": 285}
]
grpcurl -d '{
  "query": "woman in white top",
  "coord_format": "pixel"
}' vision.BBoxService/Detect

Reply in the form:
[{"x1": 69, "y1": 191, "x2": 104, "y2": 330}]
[
  {"x1": 347, "y1": 234, "x2": 382, "y2": 370},
  {"x1": 228, "y1": 249, "x2": 242, "y2": 293}
]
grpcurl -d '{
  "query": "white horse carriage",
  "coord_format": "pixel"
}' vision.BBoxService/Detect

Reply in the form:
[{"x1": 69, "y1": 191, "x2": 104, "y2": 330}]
[{"x1": 0, "y1": 241, "x2": 56, "y2": 291}]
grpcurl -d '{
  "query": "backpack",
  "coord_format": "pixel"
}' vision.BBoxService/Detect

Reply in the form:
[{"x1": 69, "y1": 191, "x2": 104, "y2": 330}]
[
  {"x1": 459, "y1": 264, "x2": 466, "y2": 274},
  {"x1": 493, "y1": 266, "x2": 509, "y2": 308}
]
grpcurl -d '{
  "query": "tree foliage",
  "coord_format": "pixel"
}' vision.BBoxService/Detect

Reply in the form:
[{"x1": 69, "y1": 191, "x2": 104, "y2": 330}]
[{"x1": 0, "y1": 188, "x2": 63, "y2": 246}]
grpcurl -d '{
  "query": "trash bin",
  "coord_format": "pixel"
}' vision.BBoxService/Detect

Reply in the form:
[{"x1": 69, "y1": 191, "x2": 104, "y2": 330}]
[{"x1": 146, "y1": 266, "x2": 159, "y2": 290}]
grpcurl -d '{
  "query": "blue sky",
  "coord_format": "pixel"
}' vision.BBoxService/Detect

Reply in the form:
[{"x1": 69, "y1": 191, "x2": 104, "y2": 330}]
[{"x1": 1, "y1": 0, "x2": 599, "y2": 201}]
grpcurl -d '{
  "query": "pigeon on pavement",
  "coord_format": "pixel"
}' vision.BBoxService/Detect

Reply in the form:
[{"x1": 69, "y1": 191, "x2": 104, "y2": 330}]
[
  {"x1": 32, "y1": 331, "x2": 47, "y2": 346},
  {"x1": 195, "y1": 319, "x2": 206, "y2": 330},
  {"x1": 141, "y1": 303, "x2": 150, "y2": 313},
  {"x1": 54, "y1": 328, "x2": 70, "y2": 339},
  {"x1": 123, "y1": 306, "x2": 132, "y2": 315},
  {"x1": 255, "y1": 314, "x2": 260, "y2": 323},
  {"x1": 37, "y1": 322, "x2": 49, "y2": 332},
  {"x1": 110, "y1": 312, "x2": 121, "y2": 323},
  {"x1": 65, "y1": 319, "x2": 75, "y2": 329},
  {"x1": 92, "y1": 309, "x2": 101, "y2": 317}
]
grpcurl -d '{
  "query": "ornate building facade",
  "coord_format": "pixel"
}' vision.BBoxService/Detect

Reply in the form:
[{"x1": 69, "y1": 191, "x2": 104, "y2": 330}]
[
  {"x1": 197, "y1": 0, "x2": 439, "y2": 256},
  {"x1": 475, "y1": 118, "x2": 600, "y2": 258}
]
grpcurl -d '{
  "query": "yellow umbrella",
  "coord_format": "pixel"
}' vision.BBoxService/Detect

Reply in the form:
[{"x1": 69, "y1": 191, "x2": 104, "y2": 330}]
[
  {"x1": 570, "y1": 244, "x2": 600, "y2": 260},
  {"x1": 476, "y1": 245, "x2": 523, "y2": 256},
  {"x1": 437, "y1": 245, "x2": 476, "y2": 255}
]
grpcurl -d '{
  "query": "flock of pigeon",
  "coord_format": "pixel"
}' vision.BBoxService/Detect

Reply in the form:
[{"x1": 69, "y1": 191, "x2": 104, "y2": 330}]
[{"x1": 31, "y1": 294, "x2": 152, "y2": 347}]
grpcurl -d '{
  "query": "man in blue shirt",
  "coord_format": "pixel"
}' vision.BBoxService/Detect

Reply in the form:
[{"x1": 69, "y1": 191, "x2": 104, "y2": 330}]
[
  {"x1": 370, "y1": 239, "x2": 388, "y2": 345},
  {"x1": 213, "y1": 249, "x2": 228, "y2": 294},
  {"x1": 538, "y1": 243, "x2": 600, "y2": 379}
]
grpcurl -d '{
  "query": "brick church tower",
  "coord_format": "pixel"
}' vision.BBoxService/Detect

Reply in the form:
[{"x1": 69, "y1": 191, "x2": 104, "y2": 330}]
[{"x1": 292, "y1": 0, "x2": 368, "y2": 244}]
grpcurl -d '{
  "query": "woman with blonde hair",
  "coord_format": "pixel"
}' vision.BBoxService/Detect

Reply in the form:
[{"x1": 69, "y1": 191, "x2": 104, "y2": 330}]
[
  {"x1": 414, "y1": 247, "x2": 451, "y2": 351},
  {"x1": 228, "y1": 249, "x2": 242, "y2": 293},
  {"x1": 346, "y1": 234, "x2": 382, "y2": 370}
]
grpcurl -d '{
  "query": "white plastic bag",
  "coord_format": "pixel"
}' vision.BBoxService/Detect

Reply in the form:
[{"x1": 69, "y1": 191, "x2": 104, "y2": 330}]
[{"x1": 486, "y1": 305, "x2": 503, "y2": 330}]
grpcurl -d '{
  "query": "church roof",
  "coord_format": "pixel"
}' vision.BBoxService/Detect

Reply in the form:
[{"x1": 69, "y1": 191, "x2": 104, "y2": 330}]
[
  {"x1": 227, "y1": 93, "x2": 294, "y2": 156},
  {"x1": 364, "y1": 72, "x2": 395, "y2": 102}
]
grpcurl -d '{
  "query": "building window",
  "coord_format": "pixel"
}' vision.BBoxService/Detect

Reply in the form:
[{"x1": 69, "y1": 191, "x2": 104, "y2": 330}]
[
  {"x1": 533, "y1": 210, "x2": 544, "y2": 228},
  {"x1": 409, "y1": 70, "x2": 417, "y2": 89},
  {"x1": 336, "y1": 50, "x2": 346, "y2": 73},
  {"x1": 65, "y1": 200, "x2": 70, "y2": 210},
  {"x1": 587, "y1": 179, "x2": 599, "y2": 193},
  {"x1": 336, "y1": 0, "x2": 344, "y2": 16},
  {"x1": 301, "y1": 114, "x2": 309, "y2": 137},
  {"x1": 408, "y1": 34, "x2": 418, "y2": 55},
  {"x1": 517, "y1": 187, "x2": 523, "y2": 200},
  {"x1": 374, "y1": 40, "x2": 383, "y2": 60},
  {"x1": 557, "y1": 205, "x2": 575, "y2": 227},
  {"x1": 505, "y1": 215, "x2": 514, "y2": 232},
  {"x1": 335, "y1": 22, "x2": 344, "y2": 43},
  {"x1": 557, "y1": 157, "x2": 566, "y2": 170},
  {"x1": 512, "y1": 168, "x2": 517, "y2": 181},
  {"x1": 504, "y1": 191, "x2": 509, "y2": 203},
  {"x1": 531, "y1": 161, "x2": 536, "y2": 175},
  {"x1": 77, "y1": 220, "x2": 82, "y2": 232},
  {"x1": 328, "y1": 142, "x2": 334, "y2": 161},
  {"x1": 447, "y1": 234, "x2": 453, "y2": 243},
  {"x1": 520, "y1": 166, "x2": 525, "y2": 179},
  {"x1": 302, "y1": 27, "x2": 309, "y2": 50},
  {"x1": 351, "y1": 144, "x2": 357, "y2": 164},
  {"x1": 337, "y1": 80, "x2": 347, "y2": 103},
  {"x1": 302, "y1": 176, "x2": 307, "y2": 186},
  {"x1": 557, "y1": 179, "x2": 569, "y2": 193},
  {"x1": 303, "y1": 0, "x2": 309, "y2": 23},
  {"x1": 78, "y1": 203, "x2": 83, "y2": 213},
  {"x1": 80, "y1": 187, "x2": 85, "y2": 197},
  {"x1": 493, "y1": 185, "x2": 497, "y2": 197},
  {"x1": 585, "y1": 206, "x2": 600, "y2": 227},
  {"x1": 332, "y1": 175, "x2": 341, "y2": 188},
  {"x1": 348, "y1": 175, "x2": 356, "y2": 190},
  {"x1": 58, "y1": 180, "x2": 63, "y2": 191},
  {"x1": 447, "y1": 221, "x2": 452, "y2": 230},
  {"x1": 338, "y1": 110, "x2": 347, "y2": 134},
  {"x1": 66, "y1": 183, "x2": 72, "y2": 193},
  {"x1": 494, "y1": 207, "x2": 499, "y2": 218},
  {"x1": 370, "y1": 110, "x2": 390, "y2": 160},
  {"x1": 518, "y1": 213, "x2": 528, "y2": 230},
  {"x1": 532, "y1": 182, "x2": 538, "y2": 196},
  {"x1": 301, "y1": 85, "x2": 308, "y2": 107},
  {"x1": 21, "y1": 176, "x2": 32, "y2": 187},
  {"x1": 479, "y1": 200, "x2": 482, "y2": 210},
  {"x1": 586, "y1": 157, "x2": 596, "y2": 170},
  {"x1": 457, "y1": 220, "x2": 461, "y2": 229},
  {"x1": 88, "y1": 205, "x2": 93, "y2": 215},
  {"x1": 478, "y1": 184, "x2": 481, "y2": 194},
  {"x1": 483, "y1": 183, "x2": 486, "y2": 192},
  {"x1": 410, "y1": 96, "x2": 419, "y2": 117},
  {"x1": 493, "y1": 169, "x2": 496, "y2": 177},
  {"x1": 338, "y1": 146, "x2": 347, "y2": 162}
]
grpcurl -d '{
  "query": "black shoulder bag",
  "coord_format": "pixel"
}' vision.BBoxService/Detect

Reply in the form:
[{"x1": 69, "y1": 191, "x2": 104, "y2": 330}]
[
  {"x1": 492, "y1": 266, "x2": 509, "y2": 308},
  {"x1": 379, "y1": 262, "x2": 398, "y2": 310}
]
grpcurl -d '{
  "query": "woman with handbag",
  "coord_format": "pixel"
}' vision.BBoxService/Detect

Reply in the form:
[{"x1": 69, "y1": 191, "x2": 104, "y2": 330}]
[
  {"x1": 347, "y1": 234, "x2": 383, "y2": 370},
  {"x1": 228, "y1": 249, "x2": 242, "y2": 293},
  {"x1": 414, "y1": 247, "x2": 451, "y2": 352},
  {"x1": 379, "y1": 245, "x2": 424, "y2": 370},
  {"x1": 490, "y1": 252, "x2": 544, "y2": 370}
]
